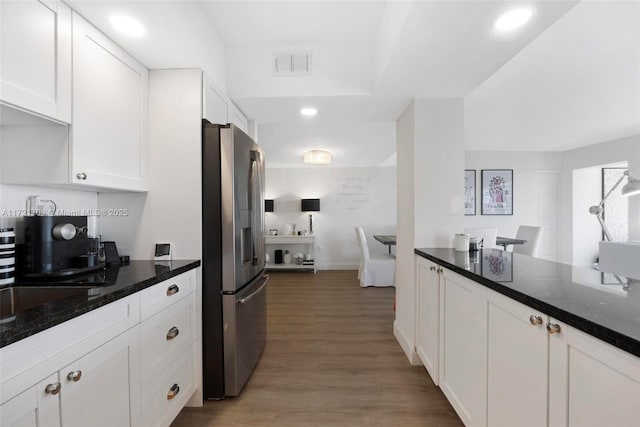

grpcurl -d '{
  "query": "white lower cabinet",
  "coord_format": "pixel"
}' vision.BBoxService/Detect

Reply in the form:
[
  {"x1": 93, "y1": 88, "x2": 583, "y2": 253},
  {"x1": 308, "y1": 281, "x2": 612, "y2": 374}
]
[
  {"x1": 549, "y1": 323, "x2": 640, "y2": 427},
  {"x1": 0, "y1": 269, "x2": 199, "y2": 427},
  {"x1": 142, "y1": 345, "x2": 196, "y2": 427},
  {"x1": 418, "y1": 261, "x2": 640, "y2": 427},
  {"x1": 59, "y1": 331, "x2": 134, "y2": 427},
  {"x1": 0, "y1": 373, "x2": 60, "y2": 427},
  {"x1": 486, "y1": 292, "x2": 548, "y2": 427},
  {"x1": 438, "y1": 270, "x2": 487, "y2": 427},
  {"x1": 415, "y1": 256, "x2": 441, "y2": 383}
]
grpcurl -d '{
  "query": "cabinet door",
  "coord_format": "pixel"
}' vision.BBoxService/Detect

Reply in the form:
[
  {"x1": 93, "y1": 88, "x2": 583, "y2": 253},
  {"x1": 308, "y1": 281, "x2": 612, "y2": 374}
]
[
  {"x1": 71, "y1": 12, "x2": 148, "y2": 191},
  {"x1": 486, "y1": 292, "x2": 548, "y2": 426},
  {"x1": 60, "y1": 331, "x2": 132, "y2": 427},
  {"x1": 228, "y1": 102, "x2": 248, "y2": 133},
  {"x1": 550, "y1": 324, "x2": 640, "y2": 427},
  {"x1": 0, "y1": 0, "x2": 71, "y2": 122},
  {"x1": 0, "y1": 374, "x2": 60, "y2": 427},
  {"x1": 439, "y1": 270, "x2": 487, "y2": 427},
  {"x1": 415, "y1": 257, "x2": 440, "y2": 384}
]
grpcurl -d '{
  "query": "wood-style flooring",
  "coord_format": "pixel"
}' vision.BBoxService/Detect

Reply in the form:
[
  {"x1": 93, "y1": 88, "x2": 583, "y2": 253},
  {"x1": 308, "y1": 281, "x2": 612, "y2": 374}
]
[{"x1": 171, "y1": 270, "x2": 462, "y2": 427}]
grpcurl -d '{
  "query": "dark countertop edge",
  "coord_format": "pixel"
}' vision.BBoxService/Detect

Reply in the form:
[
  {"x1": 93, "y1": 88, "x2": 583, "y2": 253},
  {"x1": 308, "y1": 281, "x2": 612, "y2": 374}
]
[
  {"x1": 414, "y1": 249, "x2": 640, "y2": 358},
  {"x1": 0, "y1": 260, "x2": 201, "y2": 348}
]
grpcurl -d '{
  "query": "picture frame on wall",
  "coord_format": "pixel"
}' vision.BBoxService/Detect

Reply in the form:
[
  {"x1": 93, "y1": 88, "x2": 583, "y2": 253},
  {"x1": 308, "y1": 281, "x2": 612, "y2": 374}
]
[
  {"x1": 464, "y1": 169, "x2": 476, "y2": 215},
  {"x1": 481, "y1": 169, "x2": 513, "y2": 215}
]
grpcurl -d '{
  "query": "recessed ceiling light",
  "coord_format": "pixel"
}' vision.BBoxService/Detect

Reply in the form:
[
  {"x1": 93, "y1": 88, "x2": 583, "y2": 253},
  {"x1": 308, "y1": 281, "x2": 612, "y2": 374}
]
[
  {"x1": 110, "y1": 15, "x2": 146, "y2": 37},
  {"x1": 494, "y1": 8, "x2": 533, "y2": 32},
  {"x1": 300, "y1": 107, "x2": 318, "y2": 117},
  {"x1": 303, "y1": 149, "x2": 331, "y2": 165}
]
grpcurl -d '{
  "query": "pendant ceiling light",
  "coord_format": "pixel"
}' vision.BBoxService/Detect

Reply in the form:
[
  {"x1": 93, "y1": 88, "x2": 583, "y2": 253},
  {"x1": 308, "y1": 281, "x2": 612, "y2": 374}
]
[{"x1": 303, "y1": 149, "x2": 332, "y2": 165}]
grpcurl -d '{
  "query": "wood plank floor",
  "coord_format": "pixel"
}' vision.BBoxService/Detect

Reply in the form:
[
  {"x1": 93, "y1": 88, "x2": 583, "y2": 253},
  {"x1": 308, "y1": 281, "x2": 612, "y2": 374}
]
[{"x1": 172, "y1": 270, "x2": 462, "y2": 427}]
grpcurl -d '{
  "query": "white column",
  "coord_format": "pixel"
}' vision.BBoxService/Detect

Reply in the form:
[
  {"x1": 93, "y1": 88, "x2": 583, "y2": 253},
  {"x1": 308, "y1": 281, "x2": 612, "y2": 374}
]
[{"x1": 394, "y1": 99, "x2": 465, "y2": 364}]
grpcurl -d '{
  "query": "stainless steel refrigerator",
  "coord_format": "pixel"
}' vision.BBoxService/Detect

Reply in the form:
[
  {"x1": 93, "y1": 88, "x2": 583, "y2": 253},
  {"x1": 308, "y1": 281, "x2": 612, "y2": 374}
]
[{"x1": 202, "y1": 121, "x2": 268, "y2": 399}]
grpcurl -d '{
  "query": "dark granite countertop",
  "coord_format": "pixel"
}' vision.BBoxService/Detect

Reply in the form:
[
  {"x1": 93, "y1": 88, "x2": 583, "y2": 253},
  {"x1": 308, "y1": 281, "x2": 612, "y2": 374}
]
[
  {"x1": 0, "y1": 260, "x2": 201, "y2": 348},
  {"x1": 415, "y1": 248, "x2": 640, "y2": 358}
]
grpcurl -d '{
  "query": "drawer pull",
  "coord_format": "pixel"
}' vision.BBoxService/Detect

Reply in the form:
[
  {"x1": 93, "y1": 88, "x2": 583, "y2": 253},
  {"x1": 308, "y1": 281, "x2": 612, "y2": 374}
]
[
  {"x1": 166, "y1": 284, "x2": 179, "y2": 296},
  {"x1": 429, "y1": 266, "x2": 436, "y2": 271},
  {"x1": 45, "y1": 383, "x2": 61, "y2": 395},
  {"x1": 166, "y1": 326, "x2": 180, "y2": 341},
  {"x1": 66, "y1": 370, "x2": 82, "y2": 382},
  {"x1": 167, "y1": 383, "x2": 180, "y2": 400}
]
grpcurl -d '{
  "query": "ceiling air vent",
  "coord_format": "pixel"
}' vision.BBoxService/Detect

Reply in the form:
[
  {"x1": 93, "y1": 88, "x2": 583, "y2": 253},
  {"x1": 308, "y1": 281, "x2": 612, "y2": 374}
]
[{"x1": 273, "y1": 51, "x2": 312, "y2": 77}]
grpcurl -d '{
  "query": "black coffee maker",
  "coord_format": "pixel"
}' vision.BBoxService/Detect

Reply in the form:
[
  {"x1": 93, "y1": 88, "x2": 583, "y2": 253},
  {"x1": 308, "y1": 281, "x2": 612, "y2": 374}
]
[{"x1": 22, "y1": 216, "x2": 104, "y2": 278}]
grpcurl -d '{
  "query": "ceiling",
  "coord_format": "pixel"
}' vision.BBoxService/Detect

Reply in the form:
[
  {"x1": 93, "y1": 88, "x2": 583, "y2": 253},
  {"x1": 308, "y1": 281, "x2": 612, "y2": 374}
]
[{"x1": 67, "y1": 0, "x2": 640, "y2": 166}]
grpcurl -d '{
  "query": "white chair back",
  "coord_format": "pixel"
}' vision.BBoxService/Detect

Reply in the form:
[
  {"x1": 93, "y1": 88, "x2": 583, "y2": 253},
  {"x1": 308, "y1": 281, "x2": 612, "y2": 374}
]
[
  {"x1": 513, "y1": 226, "x2": 544, "y2": 257},
  {"x1": 464, "y1": 228, "x2": 498, "y2": 249},
  {"x1": 354, "y1": 227, "x2": 370, "y2": 260}
]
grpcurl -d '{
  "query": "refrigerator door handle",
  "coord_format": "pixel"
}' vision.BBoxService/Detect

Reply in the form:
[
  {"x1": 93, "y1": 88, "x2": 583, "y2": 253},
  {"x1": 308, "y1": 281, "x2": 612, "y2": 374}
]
[{"x1": 237, "y1": 275, "x2": 269, "y2": 304}]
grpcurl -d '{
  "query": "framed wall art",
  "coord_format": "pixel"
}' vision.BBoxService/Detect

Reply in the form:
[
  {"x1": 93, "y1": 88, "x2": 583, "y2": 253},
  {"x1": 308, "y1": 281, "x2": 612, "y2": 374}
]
[
  {"x1": 464, "y1": 169, "x2": 476, "y2": 215},
  {"x1": 481, "y1": 169, "x2": 513, "y2": 215}
]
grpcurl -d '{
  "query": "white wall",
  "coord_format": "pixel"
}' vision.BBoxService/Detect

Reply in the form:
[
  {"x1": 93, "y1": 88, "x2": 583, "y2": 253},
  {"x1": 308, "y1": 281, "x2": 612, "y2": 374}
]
[
  {"x1": 571, "y1": 166, "x2": 606, "y2": 266},
  {"x1": 558, "y1": 135, "x2": 640, "y2": 264},
  {"x1": 265, "y1": 166, "x2": 396, "y2": 269},
  {"x1": 98, "y1": 69, "x2": 203, "y2": 260},
  {"x1": 0, "y1": 185, "x2": 98, "y2": 240},
  {"x1": 464, "y1": 151, "x2": 562, "y2": 260},
  {"x1": 395, "y1": 99, "x2": 465, "y2": 364}
]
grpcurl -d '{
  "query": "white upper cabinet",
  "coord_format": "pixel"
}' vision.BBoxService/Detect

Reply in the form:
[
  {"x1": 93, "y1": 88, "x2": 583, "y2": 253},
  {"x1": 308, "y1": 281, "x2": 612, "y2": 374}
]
[
  {"x1": 203, "y1": 78, "x2": 227, "y2": 124},
  {"x1": 228, "y1": 102, "x2": 248, "y2": 133},
  {"x1": 0, "y1": 0, "x2": 71, "y2": 123},
  {"x1": 71, "y1": 12, "x2": 148, "y2": 191}
]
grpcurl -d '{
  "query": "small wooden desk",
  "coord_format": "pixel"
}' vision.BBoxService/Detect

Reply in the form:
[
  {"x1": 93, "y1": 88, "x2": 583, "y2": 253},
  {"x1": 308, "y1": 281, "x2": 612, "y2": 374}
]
[{"x1": 374, "y1": 235, "x2": 396, "y2": 254}]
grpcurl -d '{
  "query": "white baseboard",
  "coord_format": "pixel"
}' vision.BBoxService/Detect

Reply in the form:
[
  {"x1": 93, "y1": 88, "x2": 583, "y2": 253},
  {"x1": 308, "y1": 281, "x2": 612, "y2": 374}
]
[{"x1": 393, "y1": 320, "x2": 421, "y2": 366}]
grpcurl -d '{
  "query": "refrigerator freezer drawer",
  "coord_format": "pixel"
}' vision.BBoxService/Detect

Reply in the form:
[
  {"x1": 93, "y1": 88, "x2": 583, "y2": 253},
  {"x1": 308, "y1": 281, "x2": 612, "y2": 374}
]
[{"x1": 223, "y1": 274, "x2": 268, "y2": 396}]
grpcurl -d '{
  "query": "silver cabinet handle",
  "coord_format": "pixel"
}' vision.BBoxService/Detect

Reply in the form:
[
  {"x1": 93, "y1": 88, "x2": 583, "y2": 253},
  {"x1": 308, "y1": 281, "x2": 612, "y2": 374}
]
[
  {"x1": 529, "y1": 315, "x2": 543, "y2": 326},
  {"x1": 76, "y1": 172, "x2": 87, "y2": 180},
  {"x1": 167, "y1": 383, "x2": 180, "y2": 400},
  {"x1": 45, "y1": 383, "x2": 61, "y2": 395},
  {"x1": 429, "y1": 266, "x2": 436, "y2": 271},
  {"x1": 66, "y1": 370, "x2": 82, "y2": 382},
  {"x1": 436, "y1": 267, "x2": 444, "y2": 274},
  {"x1": 166, "y1": 326, "x2": 180, "y2": 341},
  {"x1": 546, "y1": 323, "x2": 561, "y2": 334},
  {"x1": 166, "y1": 284, "x2": 179, "y2": 296}
]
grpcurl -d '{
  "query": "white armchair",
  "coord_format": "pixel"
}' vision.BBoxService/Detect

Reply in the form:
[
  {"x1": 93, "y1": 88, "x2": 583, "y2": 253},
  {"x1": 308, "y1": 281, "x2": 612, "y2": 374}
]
[{"x1": 354, "y1": 227, "x2": 395, "y2": 287}]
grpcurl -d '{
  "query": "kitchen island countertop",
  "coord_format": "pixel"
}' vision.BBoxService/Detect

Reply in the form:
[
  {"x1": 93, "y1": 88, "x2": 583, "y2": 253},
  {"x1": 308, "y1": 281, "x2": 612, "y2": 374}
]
[
  {"x1": 415, "y1": 248, "x2": 639, "y2": 357},
  {"x1": 0, "y1": 260, "x2": 201, "y2": 348}
]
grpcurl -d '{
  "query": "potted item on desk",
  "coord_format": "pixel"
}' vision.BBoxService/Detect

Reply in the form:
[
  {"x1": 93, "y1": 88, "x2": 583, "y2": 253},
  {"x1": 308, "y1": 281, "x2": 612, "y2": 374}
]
[
  {"x1": 294, "y1": 253, "x2": 304, "y2": 265},
  {"x1": 283, "y1": 250, "x2": 292, "y2": 264}
]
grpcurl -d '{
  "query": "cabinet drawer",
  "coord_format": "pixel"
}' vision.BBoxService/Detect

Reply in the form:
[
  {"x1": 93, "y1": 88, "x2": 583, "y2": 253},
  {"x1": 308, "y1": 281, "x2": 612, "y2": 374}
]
[
  {"x1": 142, "y1": 345, "x2": 195, "y2": 427},
  {"x1": 140, "y1": 271, "x2": 194, "y2": 321},
  {"x1": 140, "y1": 293, "x2": 195, "y2": 387}
]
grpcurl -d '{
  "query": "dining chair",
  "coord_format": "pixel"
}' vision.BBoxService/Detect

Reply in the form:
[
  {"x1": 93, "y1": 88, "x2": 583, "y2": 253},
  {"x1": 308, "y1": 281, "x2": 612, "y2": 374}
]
[
  {"x1": 464, "y1": 228, "x2": 498, "y2": 249},
  {"x1": 354, "y1": 227, "x2": 395, "y2": 287},
  {"x1": 513, "y1": 225, "x2": 544, "y2": 257}
]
